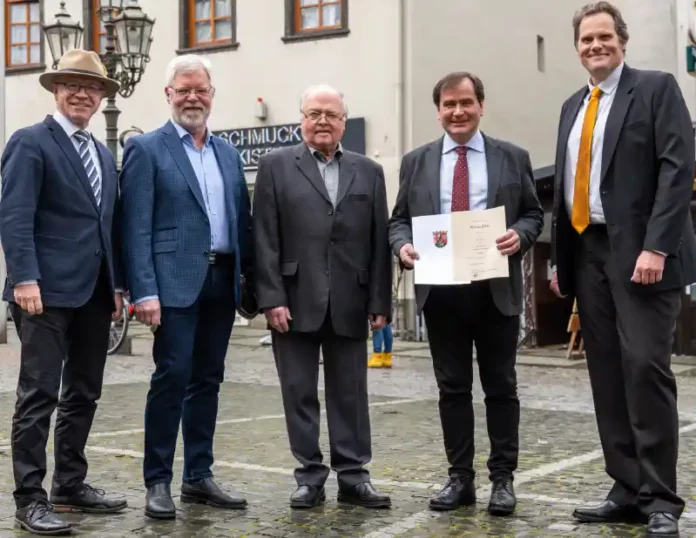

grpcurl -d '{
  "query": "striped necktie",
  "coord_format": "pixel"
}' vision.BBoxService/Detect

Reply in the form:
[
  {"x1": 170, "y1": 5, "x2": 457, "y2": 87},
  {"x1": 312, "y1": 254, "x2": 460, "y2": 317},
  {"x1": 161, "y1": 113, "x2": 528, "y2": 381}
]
[{"x1": 73, "y1": 130, "x2": 101, "y2": 207}]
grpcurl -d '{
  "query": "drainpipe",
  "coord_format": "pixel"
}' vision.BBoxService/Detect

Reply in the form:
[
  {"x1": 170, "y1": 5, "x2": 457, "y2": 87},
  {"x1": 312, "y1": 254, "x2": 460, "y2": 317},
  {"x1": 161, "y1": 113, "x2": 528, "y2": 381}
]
[{"x1": 0, "y1": 3, "x2": 7, "y2": 345}]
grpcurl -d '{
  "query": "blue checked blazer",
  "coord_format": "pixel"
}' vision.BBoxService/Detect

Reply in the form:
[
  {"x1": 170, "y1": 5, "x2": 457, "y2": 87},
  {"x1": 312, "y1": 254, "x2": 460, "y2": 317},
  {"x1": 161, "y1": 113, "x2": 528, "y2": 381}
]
[{"x1": 119, "y1": 120, "x2": 252, "y2": 308}]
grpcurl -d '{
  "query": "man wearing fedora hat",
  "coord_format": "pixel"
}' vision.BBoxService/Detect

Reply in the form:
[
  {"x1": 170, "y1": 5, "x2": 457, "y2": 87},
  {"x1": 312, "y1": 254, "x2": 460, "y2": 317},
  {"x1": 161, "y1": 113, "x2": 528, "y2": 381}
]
[{"x1": 0, "y1": 49, "x2": 128, "y2": 535}]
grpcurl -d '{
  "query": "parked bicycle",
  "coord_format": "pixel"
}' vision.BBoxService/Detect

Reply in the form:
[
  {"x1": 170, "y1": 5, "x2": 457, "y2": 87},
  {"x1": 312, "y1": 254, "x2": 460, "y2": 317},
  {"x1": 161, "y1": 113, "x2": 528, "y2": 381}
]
[{"x1": 107, "y1": 292, "x2": 135, "y2": 355}]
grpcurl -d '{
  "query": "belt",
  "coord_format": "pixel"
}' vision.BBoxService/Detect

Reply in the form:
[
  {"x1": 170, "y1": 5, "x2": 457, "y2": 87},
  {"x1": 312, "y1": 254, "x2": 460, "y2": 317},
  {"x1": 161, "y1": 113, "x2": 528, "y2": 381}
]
[{"x1": 208, "y1": 252, "x2": 234, "y2": 265}]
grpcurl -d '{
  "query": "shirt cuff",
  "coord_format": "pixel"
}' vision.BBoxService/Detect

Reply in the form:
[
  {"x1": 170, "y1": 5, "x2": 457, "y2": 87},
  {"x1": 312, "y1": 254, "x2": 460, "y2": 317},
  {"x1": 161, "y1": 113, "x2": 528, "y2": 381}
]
[
  {"x1": 134, "y1": 295, "x2": 158, "y2": 305},
  {"x1": 16, "y1": 280, "x2": 37, "y2": 285}
]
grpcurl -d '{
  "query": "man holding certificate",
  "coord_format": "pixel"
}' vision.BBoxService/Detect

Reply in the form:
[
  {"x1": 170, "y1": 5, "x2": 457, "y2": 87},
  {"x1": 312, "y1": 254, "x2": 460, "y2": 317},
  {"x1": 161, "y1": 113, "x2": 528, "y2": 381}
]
[{"x1": 388, "y1": 72, "x2": 543, "y2": 515}]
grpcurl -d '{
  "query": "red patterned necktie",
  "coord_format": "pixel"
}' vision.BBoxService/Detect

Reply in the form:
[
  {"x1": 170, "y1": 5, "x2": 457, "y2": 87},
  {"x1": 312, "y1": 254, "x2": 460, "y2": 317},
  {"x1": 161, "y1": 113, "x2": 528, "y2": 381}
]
[{"x1": 451, "y1": 146, "x2": 469, "y2": 212}]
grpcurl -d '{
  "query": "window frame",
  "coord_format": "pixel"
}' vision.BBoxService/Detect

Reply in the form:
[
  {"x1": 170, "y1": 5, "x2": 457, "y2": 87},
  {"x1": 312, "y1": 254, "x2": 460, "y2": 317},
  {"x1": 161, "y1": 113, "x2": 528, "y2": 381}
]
[
  {"x1": 177, "y1": 0, "x2": 238, "y2": 54},
  {"x1": 283, "y1": 0, "x2": 349, "y2": 43},
  {"x1": 5, "y1": 0, "x2": 45, "y2": 75}
]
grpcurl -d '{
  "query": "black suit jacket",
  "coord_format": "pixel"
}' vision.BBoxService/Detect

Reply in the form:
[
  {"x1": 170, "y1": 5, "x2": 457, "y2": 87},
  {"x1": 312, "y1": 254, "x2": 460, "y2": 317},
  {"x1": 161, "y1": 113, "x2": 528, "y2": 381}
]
[
  {"x1": 388, "y1": 134, "x2": 544, "y2": 316},
  {"x1": 0, "y1": 115, "x2": 122, "y2": 308},
  {"x1": 552, "y1": 64, "x2": 696, "y2": 296},
  {"x1": 252, "y1": 143, "x2": 392, "y2": 339}
]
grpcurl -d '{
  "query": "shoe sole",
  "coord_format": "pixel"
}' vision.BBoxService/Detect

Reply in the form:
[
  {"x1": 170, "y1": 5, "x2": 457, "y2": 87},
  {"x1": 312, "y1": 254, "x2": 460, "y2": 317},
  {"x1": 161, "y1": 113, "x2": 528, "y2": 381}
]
[
  {"x1": 429, "y1": 496, "x2": 476, "y2": 511},
  {"x1": 144, "y1": 508, "x2": 176, "y2": 520},
  {"x1": 51, "y1": 502, "x2": 127, "y2": 514},
  {"x1": 572, "y1": 511, "x2": 646, "y2": 524},
  {"x1": 488, "y1": 504, "x2": 515, "y2": 517},
  {"x1": 337, "y1": 495, "x2": 391, "y2": 508},
  {"x1": 290, "y1": 493, "x2": 326, "y2": 509},
  {"x1": 14, "y1": 518, "x2": 72, "y2": 536},
  {"x1": 180, "y1": 493, "x2": 247, "y2": 509}
]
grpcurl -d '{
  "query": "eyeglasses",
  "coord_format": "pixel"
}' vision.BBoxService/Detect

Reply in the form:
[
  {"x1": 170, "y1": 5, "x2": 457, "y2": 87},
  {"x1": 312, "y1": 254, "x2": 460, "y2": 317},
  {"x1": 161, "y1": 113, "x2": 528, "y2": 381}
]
[
  {"x1": 168, "y1": 86, "x2": 215, "y2": 98},
  {"x1": 302, "y1": 110, "x2": 346, "y2": 123},
  {"x1": 58, "y1": 82, "x2": 105, "y2": 97}
]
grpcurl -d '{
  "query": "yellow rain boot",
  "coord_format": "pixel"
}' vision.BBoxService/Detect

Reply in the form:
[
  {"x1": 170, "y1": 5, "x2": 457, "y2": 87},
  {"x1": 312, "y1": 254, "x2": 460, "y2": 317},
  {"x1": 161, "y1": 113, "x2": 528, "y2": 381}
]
[
  {"x1": 381, "y1": 352, "x2": 393, "y2": 369},
  {"x1": 368, "y1": 352, "x2": 383, "y2": 368}
]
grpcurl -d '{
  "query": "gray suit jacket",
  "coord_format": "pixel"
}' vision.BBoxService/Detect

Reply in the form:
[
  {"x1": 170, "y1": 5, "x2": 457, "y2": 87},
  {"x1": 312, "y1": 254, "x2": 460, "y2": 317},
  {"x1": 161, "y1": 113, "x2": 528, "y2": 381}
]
[
  {"x1": 253, "y1": 143, "x2": 392, "y2": 339},
  {"x1": 552, "y1": 64, "x2": 696, "y2": 297},
  {"x1": 388, "y1": 134, "x2": 544, "y2": 316}
]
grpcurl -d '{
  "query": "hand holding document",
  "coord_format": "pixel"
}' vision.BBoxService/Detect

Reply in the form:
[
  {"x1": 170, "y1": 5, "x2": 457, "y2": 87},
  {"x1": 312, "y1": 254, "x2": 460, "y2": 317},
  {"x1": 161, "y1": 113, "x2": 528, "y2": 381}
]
[{"x1": 412, "y1": 206, "x2": 510, "y2": 285}]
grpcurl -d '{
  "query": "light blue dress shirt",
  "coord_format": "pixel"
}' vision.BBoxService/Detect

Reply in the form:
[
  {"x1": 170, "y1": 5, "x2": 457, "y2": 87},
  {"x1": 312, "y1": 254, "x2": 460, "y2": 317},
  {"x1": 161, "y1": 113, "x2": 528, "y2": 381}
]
[
  {"x1": 171, "y1": 120, "x2": 230, "y2": 253},
  {"x1": 439, "y1": 130, "x2": 488, "y2": 214}
]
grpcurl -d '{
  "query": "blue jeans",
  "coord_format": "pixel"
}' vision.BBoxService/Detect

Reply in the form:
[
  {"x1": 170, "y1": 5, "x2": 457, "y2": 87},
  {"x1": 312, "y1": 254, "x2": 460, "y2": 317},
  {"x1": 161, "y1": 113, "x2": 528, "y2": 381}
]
[
  {"x1": 373, "y1": 324, "x2": 393, "y2": 353},
  {"x1": 143, "y1": 264, "x2": 236, "y2": 487}
]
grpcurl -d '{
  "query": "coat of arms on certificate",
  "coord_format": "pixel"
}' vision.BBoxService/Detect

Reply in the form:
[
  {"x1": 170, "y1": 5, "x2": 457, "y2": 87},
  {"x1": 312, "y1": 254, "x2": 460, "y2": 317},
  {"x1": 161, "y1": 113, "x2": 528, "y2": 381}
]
[{"x1": 432, "y1": 230, "x2": 448, "y2": 248}]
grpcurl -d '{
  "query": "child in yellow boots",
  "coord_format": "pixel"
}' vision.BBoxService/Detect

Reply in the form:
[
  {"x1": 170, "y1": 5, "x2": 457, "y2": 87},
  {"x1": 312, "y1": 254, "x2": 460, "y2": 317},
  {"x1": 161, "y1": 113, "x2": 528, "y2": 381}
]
[{"x1": 368, "y1": 323, "x2": 393, "y2": 368}]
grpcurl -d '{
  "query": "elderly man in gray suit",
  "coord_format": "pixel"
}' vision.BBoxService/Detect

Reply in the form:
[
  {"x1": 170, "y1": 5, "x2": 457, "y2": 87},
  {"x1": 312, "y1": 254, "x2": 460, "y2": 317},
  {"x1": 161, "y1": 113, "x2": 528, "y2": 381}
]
[
  {"x1": 253, "y1": 84, "x2": 392, "y2": 509},
  {"x1": 389, "y1": 72, "x2": 543, "y2": 515}
]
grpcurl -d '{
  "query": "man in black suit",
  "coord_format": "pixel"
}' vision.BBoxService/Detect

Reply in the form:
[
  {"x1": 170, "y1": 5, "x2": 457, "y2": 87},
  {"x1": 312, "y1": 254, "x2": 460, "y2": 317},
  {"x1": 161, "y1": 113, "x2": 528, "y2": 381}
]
[
  {"x1": 253, "y1": 84, "x2": 392, "y2": 509},
  {"x1": 550, "y1": 3, "x2": 696, "y2": 536},
  {"x1": 388, "y1": 72, "x2": 543, "y2": 515},
  {"x1": 0, "y1": 50, "x2": 127, "y2": 536}
]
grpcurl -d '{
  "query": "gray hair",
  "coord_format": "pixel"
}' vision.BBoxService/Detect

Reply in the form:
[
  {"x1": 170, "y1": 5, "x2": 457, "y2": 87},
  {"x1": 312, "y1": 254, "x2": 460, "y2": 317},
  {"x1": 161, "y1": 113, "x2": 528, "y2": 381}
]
[
  {"x1": 299, "y1": 84, "x2": 348, "y2": 116},
  {"x1": 165, "y1": 54, "x2": 213, "y2": 86}
]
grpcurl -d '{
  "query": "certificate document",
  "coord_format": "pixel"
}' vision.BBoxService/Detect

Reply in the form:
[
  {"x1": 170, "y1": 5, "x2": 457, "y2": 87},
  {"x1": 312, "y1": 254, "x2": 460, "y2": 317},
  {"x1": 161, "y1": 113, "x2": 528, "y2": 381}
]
[{"x1": 412, "y1": 206, "x2": 509, "y2": 285}]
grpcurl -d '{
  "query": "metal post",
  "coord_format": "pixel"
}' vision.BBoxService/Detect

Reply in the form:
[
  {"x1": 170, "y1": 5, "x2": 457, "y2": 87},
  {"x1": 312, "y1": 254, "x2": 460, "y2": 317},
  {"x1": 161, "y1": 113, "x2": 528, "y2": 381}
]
[
  {"x1": 102, "y1": 15, "x2": 120, "y2": 159},
  {"x1": 0, "y1": 2, "x2": 7, "y2": 344}
]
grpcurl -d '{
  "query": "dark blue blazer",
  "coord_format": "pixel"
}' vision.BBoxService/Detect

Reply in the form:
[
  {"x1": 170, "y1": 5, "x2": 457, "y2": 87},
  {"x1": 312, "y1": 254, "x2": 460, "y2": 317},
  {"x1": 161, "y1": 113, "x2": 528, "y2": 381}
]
[
  {"x1": 0, "y1": 115, "x2": 122, "y2": 308},
  {"x1": 119, "y1": 121, "x2": 252, "y2": 308}
]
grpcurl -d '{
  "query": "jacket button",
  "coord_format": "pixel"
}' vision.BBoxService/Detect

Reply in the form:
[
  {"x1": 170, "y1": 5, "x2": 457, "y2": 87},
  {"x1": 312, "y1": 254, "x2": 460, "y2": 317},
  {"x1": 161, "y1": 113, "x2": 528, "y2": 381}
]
[
  {"x1": 328, "y1": 208, "x2": 333, "y2": 215},
  {"x1": 95, "y1": 249, "x2": 102, "y2": 256},
  {"x1": 325, "y1": 269, "x2": 329, "y2": 275}
]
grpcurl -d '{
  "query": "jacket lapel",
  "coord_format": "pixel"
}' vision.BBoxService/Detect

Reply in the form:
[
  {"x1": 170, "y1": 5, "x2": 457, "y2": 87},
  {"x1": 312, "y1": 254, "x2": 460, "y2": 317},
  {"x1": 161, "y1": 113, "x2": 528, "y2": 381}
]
[
  {"x1": 94, "y1": 143, "x2": 112, "y2": 213},
  {"x1": 294, "y1": 144, "x2": 331, "y2": 203},
  {"x1": 45, "y1": 115, "x2": 100, "y2": 214},
  {"x1": 600, "y1": 66, "x2": 636, "y2": 183},
  {"x1": 211, "y1": 137, "x2": 238, "y2": 221},
  {"x1": 161, "y1": 122, "x2": 207, "y2": 215},
  {"x1": 483, "y1": 135, "x2": 503, "y2": 209},
  {"x1": 426, "y1": 138, "x2": 443, "y2": 214},
  {"x1": 335, "y1": 152, "x2": 356, "y2": 207},
  {"x1": 556, "y1": 87, "x2": 587, "y2": 192}
]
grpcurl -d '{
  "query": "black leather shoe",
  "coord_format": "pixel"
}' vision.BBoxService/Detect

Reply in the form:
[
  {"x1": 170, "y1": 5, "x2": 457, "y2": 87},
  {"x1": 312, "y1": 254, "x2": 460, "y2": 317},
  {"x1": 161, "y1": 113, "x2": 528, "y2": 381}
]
[
  {"x1": 337, "y1": 483, "x2": 391, "y2": 508},
  {"x1": 290, "y1": 485, "x2": 326, "y2": 508},
  {"x1": 488, "y1": 477, "x2": 516, "y2": 516},
  {"x1": 429, "y1": 476, "x2": 476, "y2": 511},
  {"x1": 51, "y1": 483, "x2": 127, "y2": 514},
  {"x1": 145, "y1": 483, "x2": 176, "y2": 520},
  {"x1": 181, "y1": 477, "x2": 247, "y2": 509},
  {"x1": 15, "y1": 500, "x2": 72, "y2": 536},
  {"x1": 573, "y1": 500, "x2": 645, "y2": 523},
  {"x1": 647, "y1": 512, "x2": 679, "y2": 537}
]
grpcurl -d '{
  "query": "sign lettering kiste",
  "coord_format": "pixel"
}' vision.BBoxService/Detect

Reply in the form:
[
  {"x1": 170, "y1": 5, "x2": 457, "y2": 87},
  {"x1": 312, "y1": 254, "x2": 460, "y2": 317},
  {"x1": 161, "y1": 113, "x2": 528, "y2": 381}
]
[{"x1": 213, "y1": 117, "x2": 366, "y2": 171}]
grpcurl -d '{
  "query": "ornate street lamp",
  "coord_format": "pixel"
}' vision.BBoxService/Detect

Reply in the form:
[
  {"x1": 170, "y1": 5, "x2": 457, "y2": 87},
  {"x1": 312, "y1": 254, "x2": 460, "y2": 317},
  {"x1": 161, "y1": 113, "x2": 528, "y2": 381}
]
[
  {"x1": 43, "y1": 2, "x2": 83, "y2": 69},
  {"x1": 43, "y1": 0, "x2": 155, "y2": 159}
]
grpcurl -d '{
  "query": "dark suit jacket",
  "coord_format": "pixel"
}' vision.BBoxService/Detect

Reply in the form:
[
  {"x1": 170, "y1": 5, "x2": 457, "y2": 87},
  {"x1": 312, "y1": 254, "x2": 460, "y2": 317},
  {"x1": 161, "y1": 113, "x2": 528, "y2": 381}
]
[
  {"x1": 253, "y1": 143, "x2": 392, "y2": 339},
  {"x1": 120, "y1": 121, "x2": 252, "y2": 308},
  {"x1": 0, "y1": 115, "x2": 122, "y2": 308},
  {"x1": 388, "y1": 134, "x2": 544, "y2": 316},
  {"x1": 552, "y1": 64, "x2": 696, "y2": 297}
]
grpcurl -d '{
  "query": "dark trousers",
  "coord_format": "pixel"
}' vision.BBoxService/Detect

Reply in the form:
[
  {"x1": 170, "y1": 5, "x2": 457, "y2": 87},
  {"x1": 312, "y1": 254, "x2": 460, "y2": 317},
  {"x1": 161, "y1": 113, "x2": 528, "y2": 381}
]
[
  {"x1": 143, "y1": 261, "x2": 236, "y2": 487},
  {"x1": 271, "y1": 309, "x2": 371, "y2": 489},
  {"x1": 575, "y1": 225, "x2": 683, "y2": 517},
  {"x1": 423, "y1": 283, "x2": 520, "y2": 481},
  {"x1": 11, "y1": 273, "x2": 112, "y2": 508}
]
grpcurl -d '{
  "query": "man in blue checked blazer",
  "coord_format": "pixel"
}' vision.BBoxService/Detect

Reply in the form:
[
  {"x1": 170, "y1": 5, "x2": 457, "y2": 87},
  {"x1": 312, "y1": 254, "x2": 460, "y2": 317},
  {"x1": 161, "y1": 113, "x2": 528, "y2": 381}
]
[
  {"x1": 120, "y1": 54, "x2": 253, "y2": 519},
  {"x1": 0, "y1": 49, "x2": 128, "y2": 536}
]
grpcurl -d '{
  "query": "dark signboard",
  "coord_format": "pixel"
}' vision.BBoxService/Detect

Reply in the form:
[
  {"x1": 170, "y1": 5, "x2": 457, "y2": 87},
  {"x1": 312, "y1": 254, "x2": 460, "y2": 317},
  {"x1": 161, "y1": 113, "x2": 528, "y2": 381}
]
[{"x1": 213, "y1": 117, "x2": 366, "y2": 171}]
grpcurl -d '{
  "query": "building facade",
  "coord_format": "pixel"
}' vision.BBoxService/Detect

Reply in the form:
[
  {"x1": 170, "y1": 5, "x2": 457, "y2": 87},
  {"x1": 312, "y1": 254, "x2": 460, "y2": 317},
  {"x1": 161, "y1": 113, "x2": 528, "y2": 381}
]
[{"x1": 4, "y1": 0, "x2": 696, "y2": 346}]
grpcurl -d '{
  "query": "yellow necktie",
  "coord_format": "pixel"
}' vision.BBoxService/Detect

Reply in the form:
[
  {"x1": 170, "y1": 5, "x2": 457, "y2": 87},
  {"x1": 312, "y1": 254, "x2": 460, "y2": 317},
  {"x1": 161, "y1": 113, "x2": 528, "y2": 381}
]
[{"x1": 571, "y1": 86, "x2": 602, "y2": 234}]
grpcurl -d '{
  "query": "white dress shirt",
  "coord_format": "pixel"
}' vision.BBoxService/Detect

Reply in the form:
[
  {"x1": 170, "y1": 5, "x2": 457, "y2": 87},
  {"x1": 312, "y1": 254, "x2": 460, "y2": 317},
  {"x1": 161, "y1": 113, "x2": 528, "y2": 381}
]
[
  {"x1": 563, "y1": 62, "x2": 624, "y2": 223},
  {"x1": 440, "y1": 130, "x2": 488, "y2": 213}
]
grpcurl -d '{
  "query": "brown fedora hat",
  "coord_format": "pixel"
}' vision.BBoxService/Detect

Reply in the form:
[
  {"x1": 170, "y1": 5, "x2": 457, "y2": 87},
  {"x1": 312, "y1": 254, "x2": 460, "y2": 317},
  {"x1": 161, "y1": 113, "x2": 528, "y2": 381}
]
[{"x1": 39, "y1": 49, "x2": 120, "y2": 97}]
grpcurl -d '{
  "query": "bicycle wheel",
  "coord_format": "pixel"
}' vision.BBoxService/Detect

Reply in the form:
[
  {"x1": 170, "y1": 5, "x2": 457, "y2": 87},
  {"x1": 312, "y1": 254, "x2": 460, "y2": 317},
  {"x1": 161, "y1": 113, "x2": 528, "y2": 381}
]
[{"x1": 107, "y1": 299, "x2": 130, "y2": 355}]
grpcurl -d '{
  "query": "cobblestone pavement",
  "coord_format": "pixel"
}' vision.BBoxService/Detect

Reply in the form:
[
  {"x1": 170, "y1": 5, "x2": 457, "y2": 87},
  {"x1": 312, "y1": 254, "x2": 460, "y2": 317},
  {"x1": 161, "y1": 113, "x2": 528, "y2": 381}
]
[{"x1": 0, "y1": 325, "x2": 694, "y2": 536}]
